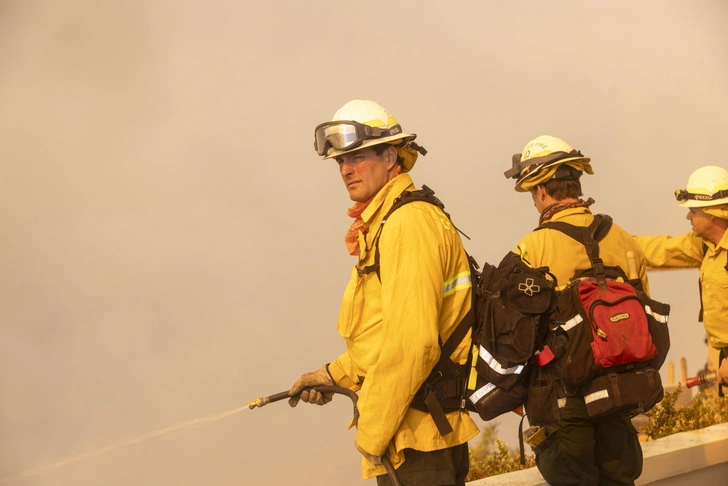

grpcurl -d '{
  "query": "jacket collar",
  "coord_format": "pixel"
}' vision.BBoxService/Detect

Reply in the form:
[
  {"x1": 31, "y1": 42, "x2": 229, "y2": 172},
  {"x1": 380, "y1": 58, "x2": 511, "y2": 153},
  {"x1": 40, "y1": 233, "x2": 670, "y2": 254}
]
[
  {"x1": 707, "y1": 228, "x2": 728, "y2": 252},
  {"x1": 546, "y1": 206, "x2": 592, "y2": 222},
  {"x1": 361, "y1": 173, "x2": 415, "y2": 226}
]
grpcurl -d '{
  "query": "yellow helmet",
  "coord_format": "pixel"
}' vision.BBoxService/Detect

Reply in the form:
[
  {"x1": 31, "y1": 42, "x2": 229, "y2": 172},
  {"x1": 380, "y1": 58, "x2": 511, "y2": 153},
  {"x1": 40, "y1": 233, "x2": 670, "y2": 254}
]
[
  {"x1": 504, "y1": 135, "x2": 593, "y2": 192},
  {"x1": 675, "y1": 166, "x2": 728, "y2": 208},
  {"x1": 313, "y1": 100, "x2": 425, "y2": 172}
]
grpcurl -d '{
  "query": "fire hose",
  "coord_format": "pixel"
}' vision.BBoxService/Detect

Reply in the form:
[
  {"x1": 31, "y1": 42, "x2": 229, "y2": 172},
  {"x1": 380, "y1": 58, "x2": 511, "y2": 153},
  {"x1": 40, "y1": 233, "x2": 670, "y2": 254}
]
[{"x1": 248, "y1": 385, "x2": 403, "y2": 486}]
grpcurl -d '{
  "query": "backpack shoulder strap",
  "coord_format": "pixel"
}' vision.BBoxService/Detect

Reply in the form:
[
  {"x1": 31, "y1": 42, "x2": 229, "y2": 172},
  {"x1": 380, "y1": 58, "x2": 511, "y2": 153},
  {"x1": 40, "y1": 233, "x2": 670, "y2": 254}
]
[
  {"x1": 536, "y1": 214, "x2": 612, "y2": 244},
  {"x1": 536, "y1": 214, "x2": 614, "y2": 289},
  {"x1": 357, "y1": 185, "x2": 447, "y2": 279},
  {"x1": 440, "y1": 255, "x2": 479, "y2": 357}
]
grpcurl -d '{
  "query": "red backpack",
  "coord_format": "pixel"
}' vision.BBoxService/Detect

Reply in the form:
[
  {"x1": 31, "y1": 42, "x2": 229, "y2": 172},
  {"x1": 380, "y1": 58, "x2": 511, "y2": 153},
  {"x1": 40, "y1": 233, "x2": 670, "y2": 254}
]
[{"x1": 538, "y1": 215, "x2": 670, "y2": 416}]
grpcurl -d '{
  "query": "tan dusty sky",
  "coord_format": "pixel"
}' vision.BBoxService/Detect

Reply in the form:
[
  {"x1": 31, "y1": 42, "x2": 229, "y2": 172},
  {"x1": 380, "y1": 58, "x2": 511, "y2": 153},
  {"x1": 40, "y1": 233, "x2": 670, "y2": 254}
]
[{"x1": 1, "y1": 1, "x2": 727, "y2": 485}]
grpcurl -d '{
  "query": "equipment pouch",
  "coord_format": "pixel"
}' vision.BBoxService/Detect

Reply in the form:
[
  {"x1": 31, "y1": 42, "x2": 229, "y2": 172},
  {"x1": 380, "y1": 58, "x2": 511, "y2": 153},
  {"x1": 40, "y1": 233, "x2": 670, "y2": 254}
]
[
  {"x1": 579, "y1": 279, "x2": 657, "y2": 368},
  {"x1": 467, "y1": 370, "x2": 529, "y2": 421},
  {"x1": 525, "y1": 363, "x2": 564, "y2": 426},
  {"x1": 581, "y1": 368, "x2": 663, "y2": 417},
  {"x1": 552, "y1": 287, "x2": 600, "y2": 389}
]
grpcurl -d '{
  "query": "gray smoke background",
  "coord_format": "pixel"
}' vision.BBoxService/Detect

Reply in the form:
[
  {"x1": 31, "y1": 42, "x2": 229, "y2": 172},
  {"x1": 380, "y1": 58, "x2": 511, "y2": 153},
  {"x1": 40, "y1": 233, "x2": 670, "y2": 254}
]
[{"x1": 1, "y1": 1, "x2": 727, "y2": 485}]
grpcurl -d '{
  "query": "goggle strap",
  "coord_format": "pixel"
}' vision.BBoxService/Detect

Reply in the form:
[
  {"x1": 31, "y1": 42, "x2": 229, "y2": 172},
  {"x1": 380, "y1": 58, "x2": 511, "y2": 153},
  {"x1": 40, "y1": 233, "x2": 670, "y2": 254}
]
[{"x1": 408, "y1": 141, "x2": 427, "y2": 156}]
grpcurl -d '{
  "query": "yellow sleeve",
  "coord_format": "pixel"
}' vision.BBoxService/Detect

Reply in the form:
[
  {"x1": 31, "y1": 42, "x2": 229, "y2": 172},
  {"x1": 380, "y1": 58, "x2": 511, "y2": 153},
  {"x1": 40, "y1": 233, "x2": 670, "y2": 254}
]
[
  {"x1": 633, "y1": 232, "x2": 705, "y2": 269},
  {"x1": 328, "y1": 352, "x2": 362, "y2": 391}
]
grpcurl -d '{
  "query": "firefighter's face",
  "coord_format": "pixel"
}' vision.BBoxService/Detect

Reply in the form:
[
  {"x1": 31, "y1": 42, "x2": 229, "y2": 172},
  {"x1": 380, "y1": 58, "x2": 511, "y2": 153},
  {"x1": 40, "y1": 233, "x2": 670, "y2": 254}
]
[
  {"x1": 336, "y1": 145, "x2": 397, "y2": 202},
  {"x1": 686, "y1": 207, "x2": 713, "y2": 239}
]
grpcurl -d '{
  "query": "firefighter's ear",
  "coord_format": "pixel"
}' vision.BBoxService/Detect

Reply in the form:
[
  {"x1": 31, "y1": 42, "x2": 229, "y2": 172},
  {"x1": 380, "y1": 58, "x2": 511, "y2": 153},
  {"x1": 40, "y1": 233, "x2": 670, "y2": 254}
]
[
  {"x1": 386, "y1": 145, "x2": 397, "y2": 167},
  {"x1": 534, "y1": 185, "x2": 547, "y2": 201}
]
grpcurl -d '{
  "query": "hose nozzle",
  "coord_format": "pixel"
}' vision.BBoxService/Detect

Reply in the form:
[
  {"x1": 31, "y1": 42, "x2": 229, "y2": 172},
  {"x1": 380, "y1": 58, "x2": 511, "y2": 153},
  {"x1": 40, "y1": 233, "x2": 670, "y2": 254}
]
[
  {"x1": 685, "y1": 372, "x2": 717, "y2": 388},
  {"x1": 247, "y1": 391, "x2": 291, "y2": 410},
  {"x1": 247, "y1": 397, "x2": 270, "y2": 410}
]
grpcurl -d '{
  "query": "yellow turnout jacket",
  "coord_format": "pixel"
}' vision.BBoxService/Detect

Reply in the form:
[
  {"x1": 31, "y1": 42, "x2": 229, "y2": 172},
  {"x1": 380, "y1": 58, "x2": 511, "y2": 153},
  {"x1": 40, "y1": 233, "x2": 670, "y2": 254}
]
[
  {"x1": 327, "y1": 173, "x2": 478, "y2": 480},
  {"x1": 634, "y1": 231, "x2": 728, "y2": 349}
]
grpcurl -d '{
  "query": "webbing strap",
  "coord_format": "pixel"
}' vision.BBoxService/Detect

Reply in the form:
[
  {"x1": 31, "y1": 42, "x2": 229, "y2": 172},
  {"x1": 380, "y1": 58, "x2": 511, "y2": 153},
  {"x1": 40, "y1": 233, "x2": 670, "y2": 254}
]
[
  {"x1": 719, "y1": 348, "x2": 727, "y2": 398},
  {"x1": 442, "y1": 306, "x2": 475, "y2": 359},
  {"x1": 609, "y1": 373, "x2": 622, "y2": 407},
  {"x1": 537, "y1": 214, "x2": 613, "y2": 290},
  {"x1": 699, "y1": 243, "x2": 707, "y2": 322},
  {"x1": 357, "y1": 186, "x2": 446, "y2": 280},
  {"x1": 518, "y1": 414, "x2": 528, "y2": 465},
  {"x1": 424, "y1": 390, "x2": 454, "y2": 436}
]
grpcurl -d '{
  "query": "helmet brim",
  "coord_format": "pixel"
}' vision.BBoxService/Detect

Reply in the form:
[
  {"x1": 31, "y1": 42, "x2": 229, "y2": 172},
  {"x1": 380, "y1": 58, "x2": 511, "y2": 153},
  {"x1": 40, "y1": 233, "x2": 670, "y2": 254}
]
[{"x1": 514, "y1": 155, "x2": 591, "y2": 192}]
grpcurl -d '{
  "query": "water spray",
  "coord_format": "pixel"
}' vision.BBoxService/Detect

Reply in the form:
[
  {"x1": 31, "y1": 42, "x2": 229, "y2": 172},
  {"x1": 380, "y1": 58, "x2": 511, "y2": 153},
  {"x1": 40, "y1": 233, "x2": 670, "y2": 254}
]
[
  {"x1": 0, "y1": 403, "x2": 251, "y2": 483},
  {"x1": 1, "y1": 387, "x2": 401, "y2": 485}
]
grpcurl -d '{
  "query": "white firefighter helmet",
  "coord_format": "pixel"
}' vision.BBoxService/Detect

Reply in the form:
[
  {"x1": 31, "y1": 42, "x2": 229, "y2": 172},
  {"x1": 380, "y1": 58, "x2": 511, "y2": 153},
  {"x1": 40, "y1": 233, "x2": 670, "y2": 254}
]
[
  {"x1": 675, "y1": 165, "x2": 728, "y2": 207},
  {"x1": 505, "y1": 135, "x2": 592, "y2": 192},
  {"x1": 313, "y1": 100, "x2": 422, "y2": 170}
]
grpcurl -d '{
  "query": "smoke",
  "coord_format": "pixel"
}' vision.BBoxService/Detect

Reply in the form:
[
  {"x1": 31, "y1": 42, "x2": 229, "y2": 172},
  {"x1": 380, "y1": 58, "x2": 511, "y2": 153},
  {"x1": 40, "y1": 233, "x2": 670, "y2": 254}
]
[{"x1": 1, "y1": 1, "x2": 726, "y2": 485}]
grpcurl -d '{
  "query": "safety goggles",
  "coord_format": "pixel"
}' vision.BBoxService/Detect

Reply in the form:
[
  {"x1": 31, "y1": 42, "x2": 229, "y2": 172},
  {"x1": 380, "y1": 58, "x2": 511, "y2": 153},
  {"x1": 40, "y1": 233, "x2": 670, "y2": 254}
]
[
  {"x1": 674, "y1": 188, "x2": 728, "y2": 202},
  {"x1": 314, "y1": 120, "x2": 403, "y2": 157}
]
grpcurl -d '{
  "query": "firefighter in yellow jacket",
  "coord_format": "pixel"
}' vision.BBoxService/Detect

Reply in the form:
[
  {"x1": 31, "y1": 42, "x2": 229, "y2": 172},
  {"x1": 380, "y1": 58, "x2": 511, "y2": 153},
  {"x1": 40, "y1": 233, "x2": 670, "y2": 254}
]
[
  {"x1": 288, "y1": 100, "x2": 478, "y2": 485},
  {"x1": 505, "y1": 135, "x2": 650, "y2": 486},
  {"x1": 634, "y1": 166, "x2": 728, "y2": 376}
]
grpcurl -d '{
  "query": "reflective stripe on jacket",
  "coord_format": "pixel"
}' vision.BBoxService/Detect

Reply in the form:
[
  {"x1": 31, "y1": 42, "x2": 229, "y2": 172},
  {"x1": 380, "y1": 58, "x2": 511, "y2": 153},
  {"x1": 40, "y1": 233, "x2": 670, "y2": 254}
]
[
  {"x1": 514, "y1": 207, "x2": 650, "y2": 294},
  {"x1": 634, "y1": 231, "x2": 728, "y2": 348},
  {"x1": 327, "y1": 173, "x2": 478, "y2": 480}
]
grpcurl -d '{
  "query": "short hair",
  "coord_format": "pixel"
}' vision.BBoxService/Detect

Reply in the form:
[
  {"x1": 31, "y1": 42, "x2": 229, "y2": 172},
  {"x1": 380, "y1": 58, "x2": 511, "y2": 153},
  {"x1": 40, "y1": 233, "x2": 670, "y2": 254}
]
[
  {"x1": 534, "y1": 165, "x2": 584, "y2": 200},
  {"x1": 373, "y1": 143, "x2": 404, "y2": 168},
  {"x1": 540, "y1": 178, "x2": 583, "y2": 200}
]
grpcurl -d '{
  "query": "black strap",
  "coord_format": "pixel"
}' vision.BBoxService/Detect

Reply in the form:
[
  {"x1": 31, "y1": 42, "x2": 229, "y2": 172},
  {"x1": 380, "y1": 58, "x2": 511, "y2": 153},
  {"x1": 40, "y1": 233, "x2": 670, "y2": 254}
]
[
  {"x1": 719, "y1": 348, "x2": 727, "y2": 398},
  {"x1": 698, "y1": 242, "x2": 708, "y2": 322},
  {"x1": 424, "y1": 390, "x2": 454, "y2": 436},
  {"x1": 609, "y1": 373, "x2": 622, "y2": 407},
  {"x1": 537, "y1": 214, "x2": 613, "y2": 290},
  {"x1": 357, "y1": 185, "x2": 446, "y2": 279},
  {"x1": 518, "y1": 414, "x2": 528, "y2": 465},
  {"x1": 442, "y1": 302, "x2": 475, "y2": 359}
]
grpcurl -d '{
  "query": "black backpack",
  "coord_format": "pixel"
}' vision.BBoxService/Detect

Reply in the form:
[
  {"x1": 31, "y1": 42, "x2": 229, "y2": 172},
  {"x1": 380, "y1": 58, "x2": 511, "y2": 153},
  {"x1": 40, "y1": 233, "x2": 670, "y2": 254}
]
[
  {"x1": 361, "y1": 186, "x2": 564, "y2": 435},
  {"x1": 538, "y1": 215, "x2": 671, "y2": 417}
]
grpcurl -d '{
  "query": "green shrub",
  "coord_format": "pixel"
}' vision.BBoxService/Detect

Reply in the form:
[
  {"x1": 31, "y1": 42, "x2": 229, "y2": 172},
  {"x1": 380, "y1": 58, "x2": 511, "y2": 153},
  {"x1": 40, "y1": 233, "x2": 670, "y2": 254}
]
[
  {"x1": 642, "y1": 385, "x2": 728, "y2": 440},
  {"x1": 467, "y1": 434, "x2": 535, "y2": 482}
]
